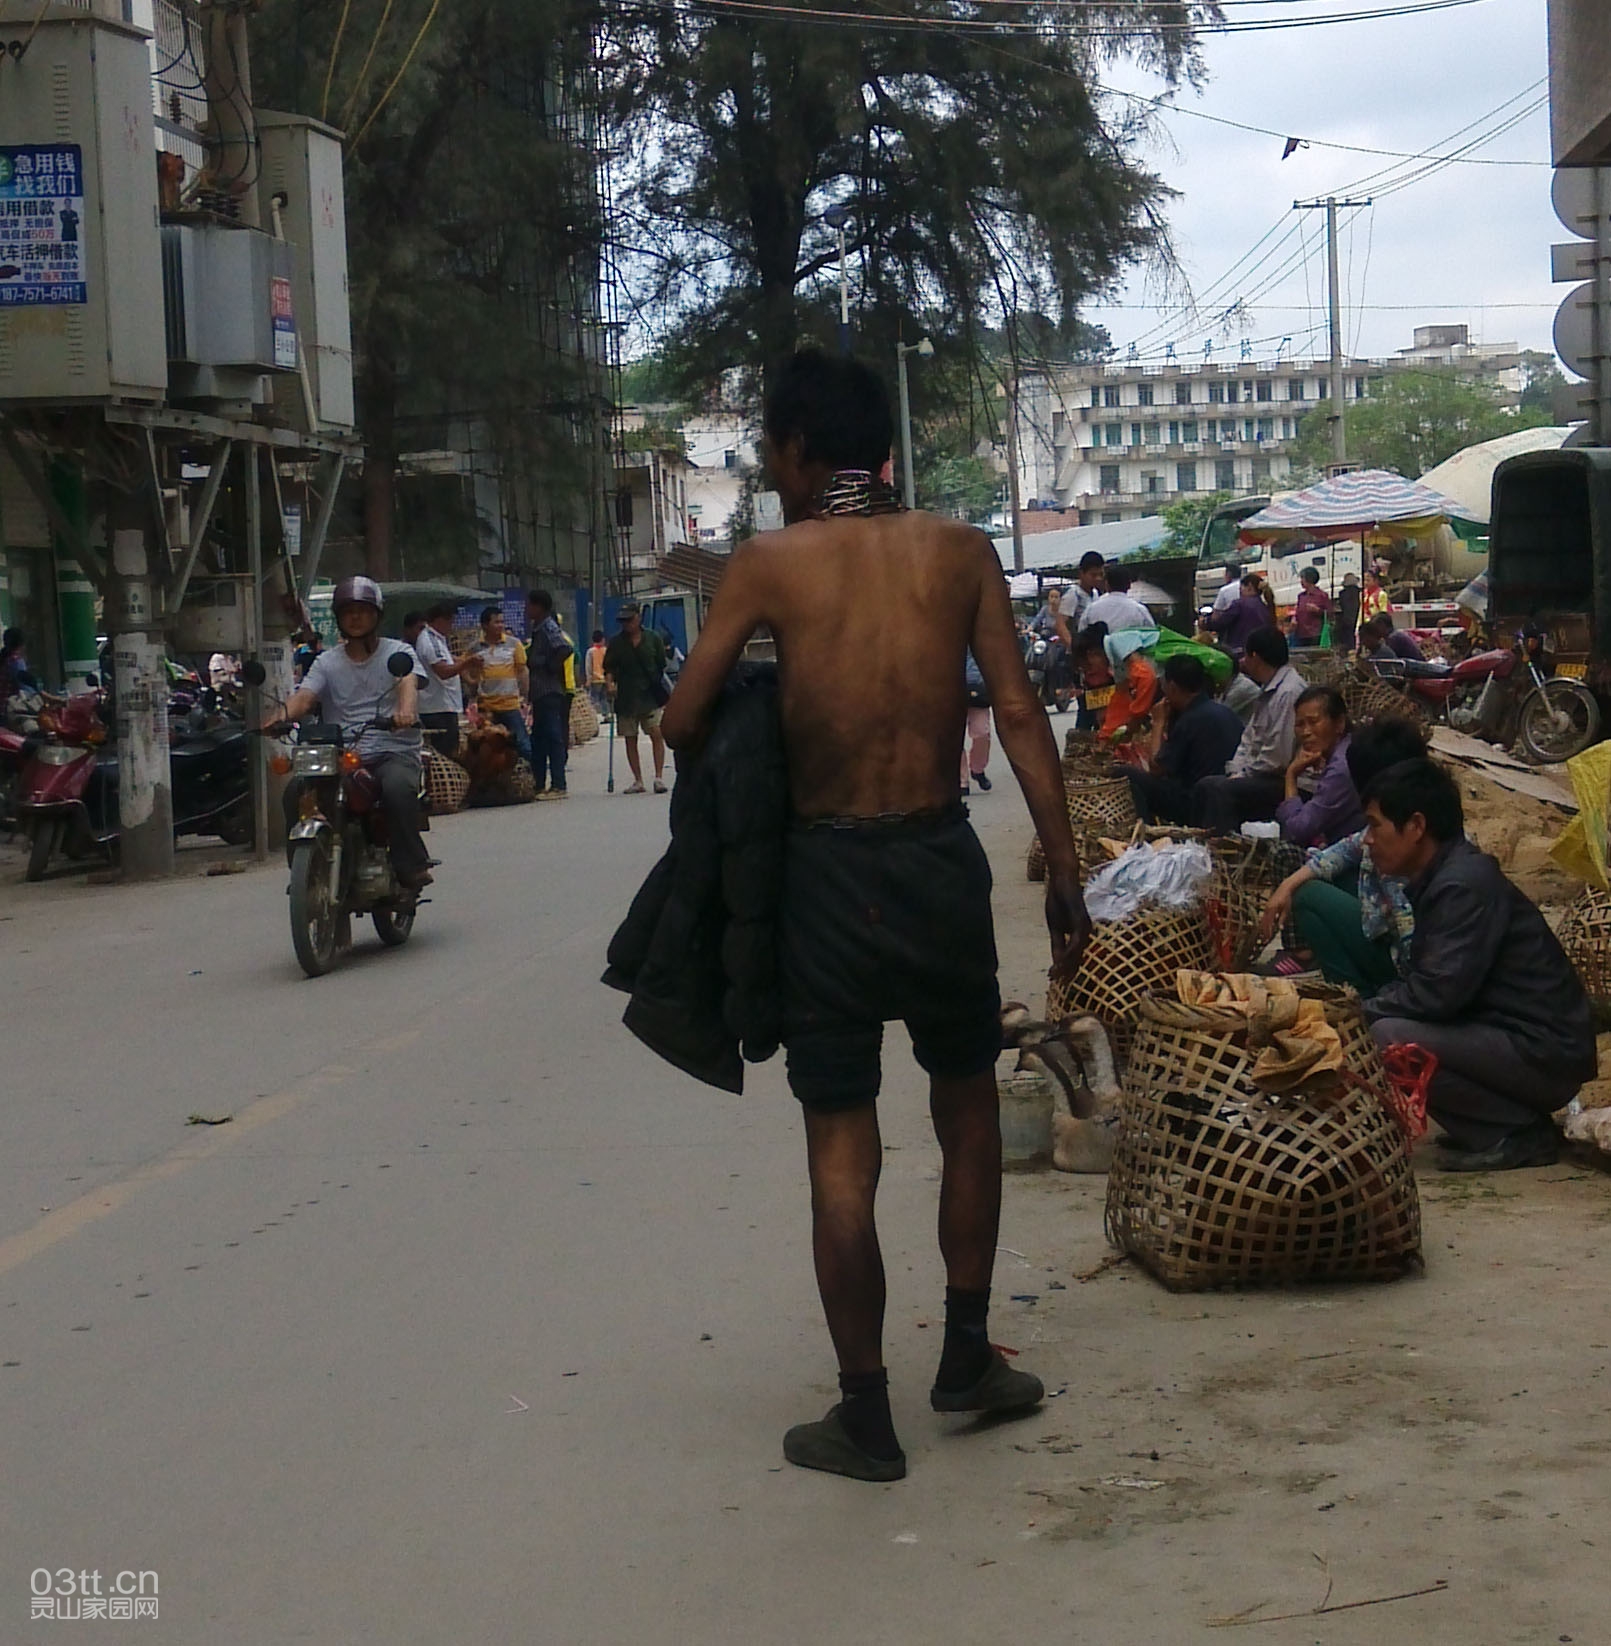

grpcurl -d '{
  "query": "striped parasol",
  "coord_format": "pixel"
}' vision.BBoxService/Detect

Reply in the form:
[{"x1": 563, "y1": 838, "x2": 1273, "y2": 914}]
[{"x1": 1237, "y1": 469, "x2": 1466, "y2": 544}]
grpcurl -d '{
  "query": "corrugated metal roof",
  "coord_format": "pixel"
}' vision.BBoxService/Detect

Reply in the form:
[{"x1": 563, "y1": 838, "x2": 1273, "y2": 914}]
[{"x1": 991, "y1": 514, "x2": 1167, "y2": 573}]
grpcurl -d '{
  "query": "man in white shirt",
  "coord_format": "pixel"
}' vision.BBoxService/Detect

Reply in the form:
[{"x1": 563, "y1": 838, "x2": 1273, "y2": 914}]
[
  {"x1": 1191, "y1": 627, "x2": 1306, "y2": 834},
  {"x1": 403, "y1": 604, "x2": 479, "y2": 757},
  {"x1": 1211, "y1": 561, "x2": 1244, "y2": 615},
  {"x1": 1080, "y1": 562, "x2": 1154, "y2": 633}
]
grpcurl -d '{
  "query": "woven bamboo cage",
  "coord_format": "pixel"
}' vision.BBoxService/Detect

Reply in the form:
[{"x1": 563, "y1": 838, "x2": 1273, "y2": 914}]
[
  {"x1": 1558, "y1": 886, "x2": 1611, "y2": 1005},
  {"x1": 1046, "y1": 905, "x2": 1212, "y2": 1071},
  {"x1": 569, "y1": 692, "x2": 600, "y2": 747},
  {"x1": 1204, "y1": 835, "x2": 1305, "y2": 970},
  {"x1": 1028, "y1": 771, "x2": 1138, "y2": 882},
  {"x1": 1106, "y1": 991, "x2": 1421, "y2": 1290},
  {"x1": 1340, "y1": 666, "x2": 1427, "y2": 729},
  {"x1": 1292, "y1": 649, "x2": 1346, "y2": 688},
  {"x1": 421, "y1": 749, "x2": 471, "y2": 815},
  {"x1": 470, "y1": 757, "x2": 539, "y2": 807}
]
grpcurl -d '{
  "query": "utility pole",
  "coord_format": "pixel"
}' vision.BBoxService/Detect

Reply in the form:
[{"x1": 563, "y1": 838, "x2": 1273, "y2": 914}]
[{"x1": 1295, "y1": 196, "x2": 1371, "y2": 467}]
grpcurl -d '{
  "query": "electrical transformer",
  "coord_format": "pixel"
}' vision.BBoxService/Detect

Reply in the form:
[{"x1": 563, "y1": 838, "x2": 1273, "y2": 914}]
[
  {"x1": 0, "y1": 6, "x2": 166, "y2": 402},
  {"x1": 258, "y1": 110, "x2": 355, "y2": 431}
]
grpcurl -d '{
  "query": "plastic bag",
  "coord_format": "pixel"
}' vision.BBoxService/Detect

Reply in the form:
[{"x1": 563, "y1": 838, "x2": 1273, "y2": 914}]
[
  {"x1": 1084, "y1": 841, "x2": 1215, "y2": 922},
  {"x1": 1548, "y1": 742, "x2": 1611, "y2": 891}
]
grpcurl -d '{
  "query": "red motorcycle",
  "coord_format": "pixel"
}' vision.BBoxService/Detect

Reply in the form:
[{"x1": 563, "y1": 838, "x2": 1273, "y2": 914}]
[
  {"x1": 1370, "y1": 628, "x2": 1601, "y2": 764},
  {"x1": 16, "y1": 694, "x2": 107, "y2": 880}
]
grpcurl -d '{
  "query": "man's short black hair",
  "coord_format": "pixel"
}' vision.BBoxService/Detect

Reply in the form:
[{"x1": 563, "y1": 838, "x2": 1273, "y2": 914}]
[
  {"x1": 1104, "y1": 562, "x2": 1133, "y2": 592},
  {"x1": 764, "y1": 349, "x2": 893, "y2": 473},
  {"x1": 1300, "y1": 566, "x2": 1321, "y2": 585},
  {"x1": 1244, "y1": 627, "x2": 1289, "y2": 667},
  {"x1": 1075, "y1": 621, "x2": 1109, "y2": 658},
  {"x1": 1, "y1": 626, "x2": 21, "y2": 650},
  {"x1": 527, "y1": 588, "x2": 553, "y2": 616},
  {"x1": 1345, "y1": 716, "x2": 1428, "y2": 792},
  {"x1": 1078, "y1": 550, "x2": 1105, "y2": 572},
  {"x1": 1224, "y1": 561, "x2": 1241, "y2": 579},
  {"x1": 1296, "y1": 684, "x2": 1347, "y2": 721},
  {"x1": 401, "y1": 610, "x2": 425, "y2": 630},
  {"x1": 1363, "y1": 757, "x2": 1464, "y2": 842},
  {"x1": 591, "y1": 628, "x2": 606, "y2": 643},
  {"x1": 1162, "y1": 654, "x2": 1208, "y2": 694},
  {"x1": 1359, "y1": 616, "x2": 1390, "y2": 644},
  {"x1": 480, "y1": 605, "x2": 500, "y2": 627},
  {"x1": 425, "y1": 601, "x2": 455, "y2": 622}
]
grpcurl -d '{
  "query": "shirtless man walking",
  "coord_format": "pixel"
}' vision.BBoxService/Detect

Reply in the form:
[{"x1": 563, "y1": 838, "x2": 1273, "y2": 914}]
[{"x1": 662, "y1": 351, "x2": 1088, "y2": 1482}]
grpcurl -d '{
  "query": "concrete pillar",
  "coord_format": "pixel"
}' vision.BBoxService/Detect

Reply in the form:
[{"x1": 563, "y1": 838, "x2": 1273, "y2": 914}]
[{"x1": 105, "y1": 508, "x2": 173, "y2": 878}]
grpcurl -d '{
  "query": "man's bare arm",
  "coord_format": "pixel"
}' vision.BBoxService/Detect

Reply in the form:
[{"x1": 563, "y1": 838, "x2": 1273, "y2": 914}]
[
  {"x1": 968, "y1": 539, "x2": 1089, "y2": 974},
  {"x1": 661, "y1": 545, "x2": 767, "y2": 749}
]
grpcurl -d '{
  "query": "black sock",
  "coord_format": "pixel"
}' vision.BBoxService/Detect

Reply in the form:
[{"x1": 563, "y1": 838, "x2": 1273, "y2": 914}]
[
  {"x1": 837, "y1": 1368, "x2": 902, "y2": 1461},
  {"x1": 934, "y1": 1286, "x2": 994, "y2": 1393}
]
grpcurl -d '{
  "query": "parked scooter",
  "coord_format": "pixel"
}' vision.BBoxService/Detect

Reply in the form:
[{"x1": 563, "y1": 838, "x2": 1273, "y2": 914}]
[
  {"x1": 1369, "y1": 626, "x2": 1602, "y2": 764},
  {"x1": 1022, "y1": 631, "x2": 1075, "y2": 714},
  {"x1": 17, "y1": 690, "x2": 252, "y2": 880},
  {"x1": 247, "y1": 652, "x2": 427, "y2": 978}
]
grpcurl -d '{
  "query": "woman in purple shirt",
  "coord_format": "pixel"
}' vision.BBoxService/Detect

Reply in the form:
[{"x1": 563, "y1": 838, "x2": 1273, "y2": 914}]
[
  {"x1": 1207, "y1": 572, "x2": 1278, "y2": 658},
  {"x1": 1276, "y1": 686, "x2": 1365, "y2": 847}
]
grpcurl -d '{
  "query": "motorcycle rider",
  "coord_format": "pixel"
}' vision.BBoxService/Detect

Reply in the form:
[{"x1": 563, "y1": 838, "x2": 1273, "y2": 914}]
[{"x1": 272, "y1": 576, "x2": 434, "y2": 891}]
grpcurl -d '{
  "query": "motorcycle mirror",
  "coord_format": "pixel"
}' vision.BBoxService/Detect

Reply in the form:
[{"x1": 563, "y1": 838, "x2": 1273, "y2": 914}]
[
  {"x1": 240, "y1": 660, "x2": 267, "y2": 687},
  {"x1": 386, "y1": 652, "x2": 415, "y2": 678}
]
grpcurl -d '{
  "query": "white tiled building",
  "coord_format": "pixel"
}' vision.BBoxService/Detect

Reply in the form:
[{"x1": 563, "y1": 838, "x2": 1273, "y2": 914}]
[{"x1": 1010, "y1": 357, "x2": 1388, "y2": 524}]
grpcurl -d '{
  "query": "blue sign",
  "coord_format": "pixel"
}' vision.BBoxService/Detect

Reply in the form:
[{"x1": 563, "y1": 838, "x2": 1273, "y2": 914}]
[{"x1": 0, "y1": 145, "x2": 85, "y2": 305}]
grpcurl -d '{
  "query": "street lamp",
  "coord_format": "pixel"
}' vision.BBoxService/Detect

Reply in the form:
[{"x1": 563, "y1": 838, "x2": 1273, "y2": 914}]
[
  {"x1": 896, "y1": 336, "x2": 934, "y2": 510},
  {"x1": 824, "y1": 203, "x2": 851, "y2": 356}
]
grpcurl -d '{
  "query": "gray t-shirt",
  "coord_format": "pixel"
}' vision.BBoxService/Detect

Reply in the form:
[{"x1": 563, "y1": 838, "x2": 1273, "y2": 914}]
[
  {"x1": 302, "y1": 638, "x2": 426, "y2": 760},
  {"x1": 412, "y1": 623, "x2": 463, "y2": 716}
]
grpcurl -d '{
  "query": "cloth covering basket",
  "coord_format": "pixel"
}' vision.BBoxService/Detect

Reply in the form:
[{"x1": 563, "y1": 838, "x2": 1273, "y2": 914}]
[
  {"x1": 1046, "y1": 906, "x2": 1213, "y2": 1072},
  {"x1": 1557, "y1": 886, "x2": 1611, "y2": 1006},
  {"x1": 421, "y1": 749, "x2": 471, "y2": 815},
  {"x1": 1105, "y1": 990, "x2": 1422, "y2": 1290},
  {"x1": 1028, "y1": 772, "x2": 1138, "y2": 883}
]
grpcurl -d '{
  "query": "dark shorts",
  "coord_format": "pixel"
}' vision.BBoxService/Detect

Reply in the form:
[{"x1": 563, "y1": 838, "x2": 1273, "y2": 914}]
[{"x1": 781, "y1": 807, "x2": 1001, "y2": 1112}]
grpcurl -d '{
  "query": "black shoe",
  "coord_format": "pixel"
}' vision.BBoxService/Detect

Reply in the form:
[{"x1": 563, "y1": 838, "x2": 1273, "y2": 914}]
[
  {"x1": 960, "y1": 784, "x2": 970, "y2": 798},
  {"x1": 1437, "y1": 1124, "x2": 1559, "y2": 1173},
  {"x1": 930, "y1": 1350, "x2": 1044, "y2": 1414},
  {"x1": 972, "y1": 771, "x2": 992, "y2": 792},
  {"x1": 783, "y1": 1405, "x2": 907, "y2": 1482}
]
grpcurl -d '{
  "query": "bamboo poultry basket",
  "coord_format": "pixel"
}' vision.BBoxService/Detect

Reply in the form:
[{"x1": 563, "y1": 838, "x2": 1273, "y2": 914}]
[
  {"x1": 1558, "y1": 886, "x2": 1611, "y2": 1007},
  {"x1": 421, "y1": 749, "x2": 471, "y2": 815},
  {"x1": 569, "y1": 691, "x2": 600, "y2": 747},
  {"x1": 1204, "y1": 835, "x2": 1305, "y2": 970},
  {"x1": 1046, "y1": 905, "x2": 1212, "y2": 1073},
  {"x1": 1341, "y1": 665, "x2": 1428, "y2": 729},
  {"x1": 1028, "y1": 771, "x2": 1138, "y2": 883},
  {"x1": 1105, "y1": 991, "x2": 1421, "y2": 1291}
]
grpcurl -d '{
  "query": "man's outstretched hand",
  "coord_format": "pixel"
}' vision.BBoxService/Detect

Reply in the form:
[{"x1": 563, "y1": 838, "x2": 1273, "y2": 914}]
[{"x1": 1045, "y1": 864, "x2": 1091, "y2": 982}]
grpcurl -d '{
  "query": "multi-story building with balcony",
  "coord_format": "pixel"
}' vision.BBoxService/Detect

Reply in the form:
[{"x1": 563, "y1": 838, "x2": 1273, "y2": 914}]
[{"x1": 1009, "y1": 356, "x2": 1389, "y2": 525}]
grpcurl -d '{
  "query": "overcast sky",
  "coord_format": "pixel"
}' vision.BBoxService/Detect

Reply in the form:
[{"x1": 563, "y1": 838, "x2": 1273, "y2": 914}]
[{"x1": 1086, "y1": 0, "x2": 1558, "y2": 368}]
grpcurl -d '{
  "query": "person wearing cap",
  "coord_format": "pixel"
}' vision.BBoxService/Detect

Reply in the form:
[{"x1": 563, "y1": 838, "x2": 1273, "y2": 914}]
[
  {"x1": 603, "y1": 602, "x2": 669, "y2": 794},
  {"x1": 273, "y1": 576, "x2": 434, "y2": 890}
]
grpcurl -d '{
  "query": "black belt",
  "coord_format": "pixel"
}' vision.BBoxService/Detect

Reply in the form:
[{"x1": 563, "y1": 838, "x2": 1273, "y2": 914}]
[{"x1": 794, "y1": 802, "x2": 969, "y2": 835}]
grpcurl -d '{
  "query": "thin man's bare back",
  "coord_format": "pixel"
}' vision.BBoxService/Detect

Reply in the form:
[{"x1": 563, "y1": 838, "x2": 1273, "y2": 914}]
[{"x1": 747, "y1": 510, "x2": 987, "y2": 817}]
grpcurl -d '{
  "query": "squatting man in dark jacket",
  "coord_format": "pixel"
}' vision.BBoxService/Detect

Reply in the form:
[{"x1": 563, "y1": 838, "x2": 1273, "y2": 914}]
[
  {"x1": 1362, "y1": 758, "x2": 1597, "y2": 1172},
  {"x1": 659, "y1": 350, "x2": 1089, "y2": 1483}
]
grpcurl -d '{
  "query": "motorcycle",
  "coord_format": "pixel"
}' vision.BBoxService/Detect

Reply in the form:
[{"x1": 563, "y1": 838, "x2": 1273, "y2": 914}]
[
  {"x1": 17, "y1": 690, "x2": 252, "y2": 880},
  {"x1": 249, "y1": 651, "x2": 427, "y2": 978},
  {"x1": 1369, "y1": 627, "x2": 1602, "y2": 764},
  {"x1": 1022, "y1": 630, "x2": 1075, "y2": 714}
]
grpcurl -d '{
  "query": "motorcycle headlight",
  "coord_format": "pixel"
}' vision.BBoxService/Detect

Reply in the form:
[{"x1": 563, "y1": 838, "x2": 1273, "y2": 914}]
[
  {"x1": 292, "y1": 745, "x2": 340, "y2": 778},
  {"x1": 36, "y1": 744, "x2": 82, "y2": 766}
]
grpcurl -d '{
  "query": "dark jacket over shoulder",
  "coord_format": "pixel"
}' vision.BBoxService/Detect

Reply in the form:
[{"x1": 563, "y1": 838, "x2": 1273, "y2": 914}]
[
  {"x1": 603, "y1": 664, "x2": 787, "y2": 1092},
  {"x1": 1364, "y1": 837, "x2": 1597, "y2": 1080}
]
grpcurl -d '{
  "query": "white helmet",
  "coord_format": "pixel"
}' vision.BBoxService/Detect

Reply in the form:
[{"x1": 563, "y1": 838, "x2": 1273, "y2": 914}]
[{"x1": 332, "y1": 575, "x2": 384, "y2": 613}]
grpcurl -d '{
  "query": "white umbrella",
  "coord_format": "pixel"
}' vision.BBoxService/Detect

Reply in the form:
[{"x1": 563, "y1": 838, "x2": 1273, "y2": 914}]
[{"x1": 1008, "y1": 571, "x2": 1041, "y2": 600}]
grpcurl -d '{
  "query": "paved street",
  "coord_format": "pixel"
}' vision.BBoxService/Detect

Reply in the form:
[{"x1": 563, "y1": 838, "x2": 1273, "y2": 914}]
[{"x1": 2, "y1": 730, "x2": 1608, "y2": 1643}]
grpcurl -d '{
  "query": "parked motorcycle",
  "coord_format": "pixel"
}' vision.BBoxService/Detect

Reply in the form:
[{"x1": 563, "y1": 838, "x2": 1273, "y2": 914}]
[
  {"x1": 1022, "y1": 631, "x2": 1075, "y2": 714},
  {"x1": 17, "y1": 692, "x2": 252, "y2": 880},
  {"x1": 1370, "y1": 628, "x2": 1602, "y2": 764},
  {"x1": 250, "y1": 651, "x2": 426, "y2": 978}
]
